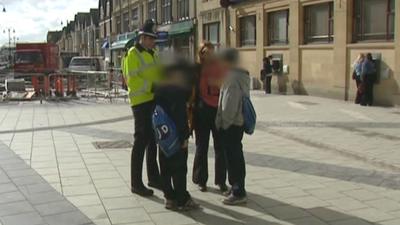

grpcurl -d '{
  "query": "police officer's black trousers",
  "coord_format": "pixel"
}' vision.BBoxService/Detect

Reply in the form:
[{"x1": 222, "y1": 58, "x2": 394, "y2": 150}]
[
  {"x1": 159, "y1": 148, "x2": 191, "y2": 206},
  {"x1": 192, "y1": 104, "x2": 227, "y2": 186},
  {"x1": 221, "y1": 125, "x2": 246, "y2": 197},
  {"x1": 131, "y1": 101, "x2": 160, "y2": 189}
]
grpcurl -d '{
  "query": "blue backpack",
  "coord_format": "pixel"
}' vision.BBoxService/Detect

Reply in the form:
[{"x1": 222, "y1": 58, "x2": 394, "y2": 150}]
[
  {"x1": 152, "y1": 105, "x2": 180, "y2": 158},
  {"x1": 242, "y1": 95, "x2": 257, "y2": 135}
]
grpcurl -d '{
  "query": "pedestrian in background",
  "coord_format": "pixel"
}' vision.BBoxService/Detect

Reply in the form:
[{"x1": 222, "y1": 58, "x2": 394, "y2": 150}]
[
  {"x1": 155, "y1": 59, "x2": 200, "y2": 211},
  {"x1": 361, "y1": 53, "x2": 376, "y2": 106},
  {"x1": 192, "y1": 42, "x2": 228, "y2": 193},
  {"x1": 352, "y1": 53, "x2": 365, "y2": 104},
  {"x1": 124, "y1": 19, "x2": 161, "y2": 197},
  {"x1": 216, "y1": 48, "x2": 250, "y2": 205},
  {"x1": 262, "y1": 56, "x2": 273, "y2": 94}
]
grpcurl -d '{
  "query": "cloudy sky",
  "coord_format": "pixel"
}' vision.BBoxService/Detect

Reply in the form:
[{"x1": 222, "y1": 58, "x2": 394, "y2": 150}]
[{"x1": 0, "y1": 0, "x2": 98, "y2": 45}]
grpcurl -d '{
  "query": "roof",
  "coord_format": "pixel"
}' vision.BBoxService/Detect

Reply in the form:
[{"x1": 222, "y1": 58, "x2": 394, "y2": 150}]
[{"x1": 47, "y1": 31, "x2": 62, "y2": 44}]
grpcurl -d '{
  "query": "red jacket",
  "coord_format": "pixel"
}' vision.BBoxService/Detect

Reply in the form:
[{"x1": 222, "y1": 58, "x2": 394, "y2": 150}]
[{"x1": 199, "y1": 60, "x2": 227, "y2": 108}]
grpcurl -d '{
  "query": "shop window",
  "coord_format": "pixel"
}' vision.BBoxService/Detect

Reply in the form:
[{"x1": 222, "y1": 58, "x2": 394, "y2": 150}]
[
  {"x1": 161, "y1": 0, "x2": 172, "y2": 24},
  {"x1": 178, "y1": 0, "x2": 189, "y2": 20},
  {"x1": 268, "y1": 9, "x2": 289, "y2": 45},
  {"x1": 354, "y1": 0, "x2": 395, "y2": 42},
  {"x1": 148, "y1": 0, "x2": 157, "y2": 22},
  {"x1": 239, "y1": 15, "x2": 256, "y2": 47},
  {"x1": 132, "y1": 7, "x2": 139, "y2": 21},
  {"x1": 123, "y1": 12, "x2": 129, "y2": 32},
  {"x1": 116, "y1": 15, "x2": 121, "y2": 34},
  {"x1": 304, "y1": 2, "x2": 334, "y2": 44},
  {"x1": 203, "y1": 22, "x2": 220, "y2": 46}
]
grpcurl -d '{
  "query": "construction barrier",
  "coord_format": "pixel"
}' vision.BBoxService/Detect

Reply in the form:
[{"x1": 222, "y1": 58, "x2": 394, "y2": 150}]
[{"x1": 2, "y1": 69, "x2": 128, "y2": 102}]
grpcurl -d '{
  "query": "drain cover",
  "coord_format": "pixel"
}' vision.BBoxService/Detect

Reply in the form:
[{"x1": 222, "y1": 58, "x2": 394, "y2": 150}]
[
  {"x1": 296, "y1": 101, "x2": 319, "y2": 106},
  {"x1": 93, "y1": 140, "x2": 132, "y2": 149}
]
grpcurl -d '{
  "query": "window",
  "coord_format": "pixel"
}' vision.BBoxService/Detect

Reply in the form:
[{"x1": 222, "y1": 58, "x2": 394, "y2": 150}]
[
  {"x1": 132, "y1": 7, "x2": 139, "y2": 21},
  {"x1": 116, "y1": 15, "x2": 121, "y2": 34},
  {"x1": 268, "y1": 9, "x2": 289, "y2": 45},
  {"x1": 177, "y1": 0, "x2": 189, "y2": 20},
  {"x1": 304, "y1": 2, "x2": 334, "y2": 44},
  {"x1": 161, "y1": 0, "x2": 172, "y2": 24},
  {"x1": 123, "y1": 12, "x2": 130, "y2": 32},
  {"x1": 203, "y1": 22, "x2": 220, "y2": 45},
  {"x1": 354, "y1": 0, "x2": 395, "y2": 42},
  {"x1": 239, "y1": 15, "x2": 256, "y2": 47},
  {"x1": 148, "y1": 0, "x2": 157, "y2": 22}
]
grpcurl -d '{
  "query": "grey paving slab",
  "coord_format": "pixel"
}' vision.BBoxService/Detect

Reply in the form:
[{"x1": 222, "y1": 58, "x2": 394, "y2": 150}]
[
  {"x1": 1, "y1": 95, "x2": 400, "y2": 225},
  {"x1": 0, "y1": 142, "x2": 94, "y2": 225}
]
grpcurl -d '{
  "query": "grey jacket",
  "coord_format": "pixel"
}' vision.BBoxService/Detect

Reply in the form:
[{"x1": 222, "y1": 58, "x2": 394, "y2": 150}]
[{"x1": 216, "y1": 68, "x2": 250, "y2": 130}]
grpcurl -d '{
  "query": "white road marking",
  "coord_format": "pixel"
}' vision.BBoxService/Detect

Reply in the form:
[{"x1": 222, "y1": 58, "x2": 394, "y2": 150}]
[
  {"x1": 339, "y1": 109, "x2": 374, "y2": 121},
  {"x1": 288, "y1": 101, "x2": 308, "y2": 110}
]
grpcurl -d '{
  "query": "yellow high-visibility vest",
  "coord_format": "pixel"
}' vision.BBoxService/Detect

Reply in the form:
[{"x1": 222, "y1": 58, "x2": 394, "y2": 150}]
[{"x1": 124, "y1": 45, "x2": 161, "y2": 106}]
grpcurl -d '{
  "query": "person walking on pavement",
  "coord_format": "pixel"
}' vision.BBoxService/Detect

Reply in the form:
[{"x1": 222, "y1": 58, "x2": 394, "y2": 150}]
[
  {"x1": 192, "y1": 42, "x2": 228, "y2": 193},
  {"x1": 262, "y1": 56, "x2": 273, "y2": 94},
  {"x1": 124, "y1": 19, "x2": 162, "y2": 197},
  {"x1": 352, "y1": 53, "x2": 365, "y2": 104},
  {"x1": 360, "y1": 53, "x2": 377, "y2": 106}
]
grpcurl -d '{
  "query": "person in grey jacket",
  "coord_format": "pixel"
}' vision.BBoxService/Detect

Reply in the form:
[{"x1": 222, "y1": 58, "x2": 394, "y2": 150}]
[{"x1": 216, "y1": 48, "x2": 250, "y2": 205}]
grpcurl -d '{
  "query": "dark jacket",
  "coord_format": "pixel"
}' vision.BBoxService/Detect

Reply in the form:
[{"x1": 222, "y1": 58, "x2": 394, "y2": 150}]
[{"x1": 155, "y1": 85, "x2": 191, "y2": 143}]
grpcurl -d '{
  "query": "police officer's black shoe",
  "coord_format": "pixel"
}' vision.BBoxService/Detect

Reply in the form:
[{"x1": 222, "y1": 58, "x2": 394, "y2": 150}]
[{"x1": 131, "y1": 186, "x2": 154, "y2": 197}]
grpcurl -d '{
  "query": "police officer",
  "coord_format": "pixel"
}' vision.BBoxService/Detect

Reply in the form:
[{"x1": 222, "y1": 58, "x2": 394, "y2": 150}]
[{"x1": 124, "y1": 19, "x2": 162, "y2": 196}]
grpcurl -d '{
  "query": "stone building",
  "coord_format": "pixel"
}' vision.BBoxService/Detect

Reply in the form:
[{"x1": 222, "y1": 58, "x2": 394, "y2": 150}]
[
  {"x1": 109, "y1": 0, "x2": 196, "y2": 67},
  {"x1": 197, "y1": 0, "x2": 399, "y2": 106}
]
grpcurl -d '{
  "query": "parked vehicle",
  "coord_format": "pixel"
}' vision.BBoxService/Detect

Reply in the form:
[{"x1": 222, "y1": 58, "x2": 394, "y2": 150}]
[{"x1": 68, "y1": 57, "x2": 102, "y2": 72}]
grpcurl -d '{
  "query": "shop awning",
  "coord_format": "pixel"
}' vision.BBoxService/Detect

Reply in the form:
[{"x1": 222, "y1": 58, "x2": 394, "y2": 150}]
[
  {"x1": 111, "y1": 32, "x2": 138, "y2": 50},
  {"x1": 168, "y1": 20, "x2": 194, "y2": 38},
  {"x1": 110, "y1": 39, "x2": 130, "y2": 50}
]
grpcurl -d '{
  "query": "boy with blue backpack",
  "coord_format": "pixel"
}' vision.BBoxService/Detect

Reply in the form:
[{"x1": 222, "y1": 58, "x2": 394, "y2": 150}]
[
  {"x1": 216, "y1": 48, "x2": 252, "y2": 205},
  {"x1": 153, "y1": 59, "x2": 199, "y2": 211}
]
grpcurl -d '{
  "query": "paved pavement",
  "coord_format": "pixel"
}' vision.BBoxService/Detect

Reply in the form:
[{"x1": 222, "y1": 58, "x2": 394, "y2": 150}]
[{"x1": 0, "y1": 93, "x2": 400, "y2": 225}]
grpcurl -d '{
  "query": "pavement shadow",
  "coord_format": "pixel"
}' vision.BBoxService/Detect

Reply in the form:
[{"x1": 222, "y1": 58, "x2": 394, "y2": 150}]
[
  {"x1": 245, "y1": 152, "x2": 400, "y2": 190},
  {"x1": 65, "y1": 127, "x2": 400, "y2": 190},
  {"x1": 144, "y1": 191, "x2": 378, "y2": 225}
]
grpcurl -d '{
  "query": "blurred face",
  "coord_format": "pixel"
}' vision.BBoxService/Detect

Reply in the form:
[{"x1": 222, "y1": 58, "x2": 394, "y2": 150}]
[{"x1": 141, "y1": 35, "x2": 156, "y2": 49}]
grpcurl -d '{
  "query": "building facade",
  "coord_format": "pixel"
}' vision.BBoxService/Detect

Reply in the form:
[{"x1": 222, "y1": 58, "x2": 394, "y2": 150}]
[
  {"x1": 196, "y1": 0, "x2": 399, "y2": 106},
  {"x1": 109, "y1": 0, "x2": 196, "y2": 67}
]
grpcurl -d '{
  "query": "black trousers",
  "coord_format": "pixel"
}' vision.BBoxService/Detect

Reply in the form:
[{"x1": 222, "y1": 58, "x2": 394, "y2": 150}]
[
  {"x1": 131, "y1": 101, "x2": 160, "y2": 189},
  {"x1": 159, "y1": 149, "x2": 190, "y2": 206},
  {"x1": 221, "y1": 126, "x2": 246, "y2": 197},
  {"x1": 361, "y1": 81, "x2": 374, "y2": 106},
  {"x1": 264, "y1": 76, "x2": 272, "y2": 94},
  {"x1": 355, "y1": 77, "x2": 362, "y2": 104},
  {"x1": 192, "y1": 103, "x2": 226, "y2": 186}
]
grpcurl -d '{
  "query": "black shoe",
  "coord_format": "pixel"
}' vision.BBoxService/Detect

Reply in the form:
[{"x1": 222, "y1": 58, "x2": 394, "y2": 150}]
[
  {"x1": 131, "y1": 186, "x2": 154, "y2": 197},
  {"x1": 198, "y1": 184, "x2": 207, "y2": 192},
  {"x1": 148, "y1": 181, "x2": 163, "y2": 190},
  {"x1": 223, "y1": 194, "x2": 247, "y2": 205},
  {"x1": 165, "y1": 199, "x2": 177, "y2": 211}
]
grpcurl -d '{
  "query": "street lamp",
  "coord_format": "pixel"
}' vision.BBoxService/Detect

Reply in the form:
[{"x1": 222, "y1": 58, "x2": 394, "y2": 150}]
[{"x1": 3, "y1": 28, "x2": 15, "y2": 64}]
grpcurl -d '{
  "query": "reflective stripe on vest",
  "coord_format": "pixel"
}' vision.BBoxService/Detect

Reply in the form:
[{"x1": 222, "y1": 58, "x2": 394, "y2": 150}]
[
  {"x1": 129, "y1": 79, "x2": 149, "y2": 98},
  {"x1": 128, "y1": 48, "x2": 158, "y2": 78}
]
